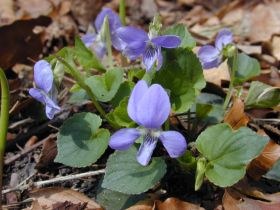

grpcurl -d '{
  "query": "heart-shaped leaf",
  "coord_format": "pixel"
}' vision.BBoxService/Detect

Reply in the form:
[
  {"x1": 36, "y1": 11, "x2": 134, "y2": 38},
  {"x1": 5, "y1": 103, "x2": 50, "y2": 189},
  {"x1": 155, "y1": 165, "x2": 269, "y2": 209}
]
[
  {"x1": 102, "y1": 146, "x2": 166, "y2": 194},
  {"x1": 196, "y1": 123, "x2": 268, "y2": 187},
  {"x1": 85, "y1": 68, "x2": 124, "y2": 102},
  {"x1": 55, "y1": 112, "x2": 110, "y2": 167},
  {"x1": 153, "y1": 48, "x2": 206, "y2": 113}
]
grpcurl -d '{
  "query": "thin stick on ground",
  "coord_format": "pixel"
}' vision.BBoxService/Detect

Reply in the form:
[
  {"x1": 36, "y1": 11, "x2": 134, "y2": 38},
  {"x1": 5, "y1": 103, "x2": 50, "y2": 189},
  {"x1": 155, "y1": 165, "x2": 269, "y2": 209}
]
[{"x1": 2, "y1": 169, "x2": 105, "y2": 194}]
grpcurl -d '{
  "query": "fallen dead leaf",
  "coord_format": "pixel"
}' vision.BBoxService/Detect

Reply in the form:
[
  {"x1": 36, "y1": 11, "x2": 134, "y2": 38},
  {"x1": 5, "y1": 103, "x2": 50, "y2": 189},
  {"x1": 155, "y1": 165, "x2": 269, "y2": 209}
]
[
  {"x1": 223, "y1": 188, "x2": 280, "y2": 210},
  {"x1": 28, "y1": 187, "x2": 103, "y2": 210},
  {"x1": 36, "y1": 137, "x2": 57, "y2": 169},
  {"x1": 126, "y1": 199, "x2": 154, "y2": 210},
  {"x1": 0, "y1": 0, "x2": 16, "y2": 26},
  {"x1": 247, "y1": 139, "x2": 280, "y2": 180},
  {"x1": 271, "y1": 36, "x2": 280, "y2": 61},
  {"x1": 0, "y1": 16, "x2": 51, "y2": 69},
  {"x1": 203, "y1": 60, "x2": 230, "y2": 86},
  {"x1": 224, "y1": 98, "x2": 249, "y2": 129},
  {"x1": 155, "y1": 197, "x2": 205, "y2": 210}
]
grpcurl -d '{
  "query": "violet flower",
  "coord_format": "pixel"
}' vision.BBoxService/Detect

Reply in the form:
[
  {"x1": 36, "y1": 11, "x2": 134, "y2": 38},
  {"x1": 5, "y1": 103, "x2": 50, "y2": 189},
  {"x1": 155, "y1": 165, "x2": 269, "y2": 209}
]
[
  {"x1": 109, "y1": 80, "x2": 187, "y2": 166},
  {"x1": 81, "y1": 7, "x2": 125, "y2": 58},
  {"x1": 116, "y1": 26, "x2": 181, "y2": 71},
  {"x1": 198, "y1": 28, "x2": 233, "y2": 69},
  {"x1": 29, "y1": 60, "x2": 60, "y2": 119}
]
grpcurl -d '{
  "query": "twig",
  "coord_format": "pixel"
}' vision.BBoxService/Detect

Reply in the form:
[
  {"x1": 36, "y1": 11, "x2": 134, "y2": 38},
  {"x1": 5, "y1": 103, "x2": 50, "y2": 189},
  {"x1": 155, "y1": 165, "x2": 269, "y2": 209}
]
[
  {"x1": 2, "y1": 169, "x2": 105, "y2": 194},
  {"x1": 8, "y1": 117, "x2": 34, "y2": 129},
  {"x1": 4, "y1": 133, "x2": 57, "y2": 165}
]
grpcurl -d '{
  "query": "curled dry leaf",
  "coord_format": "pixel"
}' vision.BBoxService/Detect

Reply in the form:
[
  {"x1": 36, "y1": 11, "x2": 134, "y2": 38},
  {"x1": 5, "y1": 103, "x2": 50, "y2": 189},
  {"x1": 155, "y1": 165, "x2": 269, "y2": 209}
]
[
  {"x1": 247, "y1": 139, "x2": 280, "y2": 180},
  {"x1": 126, "y1": 197, "x2": 204, "y2": 210},
  {"x1": 155, "y1": 197, "x2": 205, "y2": 210},
  {"x1": 36, "y1": 137, "x2": 57, "y2": 169},
  {"x1": 28, "y1": 187, "x2": 103, "y2": 210},
  {"x1": 223, "y1": 188, "x2": 280, "y2": 210},
  {"x1": 203, "y1": 61, "x2": 230, "y2": 86},
  {"x1": 224, "y1": 98, "x2": 249, "y2": 129}
]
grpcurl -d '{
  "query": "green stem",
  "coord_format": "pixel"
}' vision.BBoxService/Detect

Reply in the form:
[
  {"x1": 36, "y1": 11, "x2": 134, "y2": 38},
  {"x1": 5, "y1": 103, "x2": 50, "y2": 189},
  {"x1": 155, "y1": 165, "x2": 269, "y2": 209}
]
[
  {"x1": 104, "y1": 17, "x2": 113, "y2": 69},
  {"x1": 56, "y1": 57, "x2": 110, "y2": 121},
  {"x1": 119, "y1": 0, "x2": 126, "y2": 25},
  {"x1": 0, "y1": 68, "x2": 9, "y2": 207},
  {"x1": 142, "y1": 67, "x2": 156, "y2": 85},
  {"x1": 223, "y1": 50, "x2": 238, "y2": 110}
]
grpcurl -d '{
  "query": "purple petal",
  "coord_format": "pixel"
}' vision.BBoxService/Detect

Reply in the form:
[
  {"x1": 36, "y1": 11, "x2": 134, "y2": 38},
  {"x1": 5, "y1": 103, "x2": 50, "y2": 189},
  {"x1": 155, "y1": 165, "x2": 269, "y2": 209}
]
[
  {"x1": 45, "y1": 104, "x2": 60, "y2": 119},
  {"x1": 29, "y1": 88, "x2": 60, "y2": 119},
  {"x1": 159, "y1": 131, "x2": 187, "y2": 158},
  {"x1": 128, "y1": 80, "x2": 149, "y2": 124},
  {"x1": 143, "y1": 45, "x2": 159, "y2": 71},
  {"x1": 137, "y1": 136, "x2": 158, "y2": 166},
  {"x1": 111, "y1": 32, "x2": 126, "y2": 51},
  {"x1": 215, "y1": 28, "x2": 233, "y2": 51},
  {"x1": 95, "y1": 7, "x2": 122, "y2": 32},
  {"x1": 123, "y1": 41, "x2": 146, "y2": 60},
  {"x1": 109, "y1": 128, "x2": 141, "y2": 150},
  {"x1": 34, "y1": 60, "x2": 53, "y2": 93},
  {"x1": 197, "y1": 45, "x2": 221, "y2": 69},
  {"x1": 29, "y1": 88, "x2": 46, "y2": 104},
  {"x1": 116, "y1": 26, "x2": 148, "y2": 45},
  {"x1": 136, "y1": 84, "x2": 171, "y2": 129},
  {"x1": 156, "y1": 48, "x2": 163, "y2": 70},
  {"x1": 81, "y1": 33, "x2": 96, "y2": 47},
  {"x1": 151, "y1": 35, "x2": 181, "y2": 48}
]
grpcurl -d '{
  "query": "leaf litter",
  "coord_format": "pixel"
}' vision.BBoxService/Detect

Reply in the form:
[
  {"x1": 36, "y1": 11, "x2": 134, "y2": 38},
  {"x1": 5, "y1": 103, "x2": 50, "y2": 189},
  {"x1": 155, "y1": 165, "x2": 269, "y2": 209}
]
[{"x1": 1, "y1": 0, "x2": 280, "y2": 209}]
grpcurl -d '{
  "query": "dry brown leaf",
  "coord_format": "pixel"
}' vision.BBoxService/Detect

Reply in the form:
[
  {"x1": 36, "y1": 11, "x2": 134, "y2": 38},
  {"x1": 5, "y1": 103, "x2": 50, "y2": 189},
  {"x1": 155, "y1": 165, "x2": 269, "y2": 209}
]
[
  {"x1": 247, "y1": 139, "x2": 280, "y2": 180},
  {"x1": 0, "y1": 16, "x2": 51, "y2": 69},
  {"x1": 0, "y1": 0, "x2": 16, "y2": 26},
  {"x1": 29, "y1": 187, "x2": 103, "y2": 210},
  {"x1": 223, "y1": 188, "x2": 280, "y2": 210},
  {"x1": 25, "y1": 200, "x2": 43, "y2": 210},
  {"x1": 36, "y1": 137, "x2": 57, "y2": 169},
  {"x1": 126, "y1": 199, "x2": 154, "y2": 210},
  {"x1": 155, "y1": 197, "x2": 205, "y2": 210},
  {"x1": 271, "y1": 36, "x2": 280, "y2": 60},
  {"x1": 247, "y1": 2, "x2": 280, "y2": 43},
  {"x1": 17, "y1": 0, "x2": 53, "y2": 19},
  {"x1": 203, "y1": 61, "x2": 230, "y2": 86},
  {"x1": 24, "y1": 136, "x2": 38, "y2": 148},
  {"x1": 224, "y1": 98, "x2": 249, "y2": 129}
]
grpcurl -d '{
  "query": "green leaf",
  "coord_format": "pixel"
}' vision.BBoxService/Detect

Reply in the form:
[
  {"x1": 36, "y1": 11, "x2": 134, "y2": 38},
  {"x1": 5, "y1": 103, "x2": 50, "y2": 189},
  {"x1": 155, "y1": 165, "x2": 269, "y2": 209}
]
[
  {"x1": 196, "y1": 123, "x2": 268, "y2": 187},
  {"x1": 85, "y1": 68, "x2": 124, "y2": 102},
  {"x1": 110, "y1": 81, "x2": 134, "y2": 108},
  {"x1": 68, "y1": 89, "x2": 89, "y2": 104},
  {"x1": 102, "y1": 146, "x2": 167, "y2": 194},
  {"x1": 231, "y1": 53, "x2": 261, "y2": 85},
  {"x1": 96, "y1": 187, "x2": 146, "y2": 210},
  {"x1": 195, "y1": 93, "x2": 225, "y2": 124},
  {"x1": 245, "y1": 81, "x2": 280, "y2": 109},
  {"x1": 74, "y1": 36, "x2": 105, "y2": 72},
  {"x1": 264, "y1": 159, "x2": 280, "y2": 182},
  {"x1": 153, "y1": 48, "x2": 206, "y2": 113},
  {"x1": 163, "y1": 24, "x2": 196, "y2": 49},
  {"x1": 55, "y1": 112, "x2": 110, "y2": 167},
  {"x1": 107, "y1": 97, "x2": 135, "y2": 128}
]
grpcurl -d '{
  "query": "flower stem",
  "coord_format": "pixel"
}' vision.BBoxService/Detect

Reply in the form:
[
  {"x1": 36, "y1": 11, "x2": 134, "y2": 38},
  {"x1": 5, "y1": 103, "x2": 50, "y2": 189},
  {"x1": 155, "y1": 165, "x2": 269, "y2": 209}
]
[
  {"x1": 104, "y1": 17, "x2": 113, "y2": 69},
  {"x1": 119, "y1": 0, "x2": 126, "y2": 25},
  {"x1": 56, "y1": 56, "x2": 112, "y2": 123},
  {"x1": 223, "y1": 50, "x2": 238, "y2": 110},
  {"x1": 0, "y1": 68, "x2": 9, "y2": 207},
  {"x1": 142, "y1": 67, "x2": 156, "y2": 85}
]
